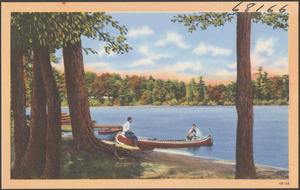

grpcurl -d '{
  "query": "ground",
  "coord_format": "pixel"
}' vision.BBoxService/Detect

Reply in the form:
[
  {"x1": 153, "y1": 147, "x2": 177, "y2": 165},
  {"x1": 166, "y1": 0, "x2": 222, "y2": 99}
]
[{"x1": 60, "y1": 135, "x2": 288, "y2": 179}]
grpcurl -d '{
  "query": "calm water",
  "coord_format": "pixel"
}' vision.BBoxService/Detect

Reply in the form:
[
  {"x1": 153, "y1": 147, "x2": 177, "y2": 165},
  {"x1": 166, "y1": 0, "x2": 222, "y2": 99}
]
[{"x1": 39, "y1": 106, "x2": 288, "y2": 169}]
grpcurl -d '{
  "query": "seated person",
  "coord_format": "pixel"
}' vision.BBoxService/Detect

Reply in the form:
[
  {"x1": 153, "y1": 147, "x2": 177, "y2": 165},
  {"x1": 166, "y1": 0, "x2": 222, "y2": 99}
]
[
  {"x1": 123, "y1": 117, "x2": 138, "y2": 146},
  {"x1": 186, "y1": 124, "x2": 202, "y2": 140}
]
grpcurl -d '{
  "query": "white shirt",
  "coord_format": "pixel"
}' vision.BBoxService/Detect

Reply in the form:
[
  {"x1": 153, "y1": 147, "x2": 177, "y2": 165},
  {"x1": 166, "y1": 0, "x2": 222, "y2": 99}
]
[
  {"x1": 123, "y1": 121, "x2": 130, "y2": 132},
  {"x1": 195, "y1": 127, "x2": 202, "y2": 137},
  {"x1": 189, "y1": 127, "x2": 202, "y2": 137}
]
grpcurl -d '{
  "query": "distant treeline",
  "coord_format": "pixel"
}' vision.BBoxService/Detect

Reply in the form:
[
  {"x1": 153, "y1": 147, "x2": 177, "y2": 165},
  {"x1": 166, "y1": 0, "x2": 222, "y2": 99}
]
[{"x1": 24, "y1": 66, "x2": 288, "y2": 107}]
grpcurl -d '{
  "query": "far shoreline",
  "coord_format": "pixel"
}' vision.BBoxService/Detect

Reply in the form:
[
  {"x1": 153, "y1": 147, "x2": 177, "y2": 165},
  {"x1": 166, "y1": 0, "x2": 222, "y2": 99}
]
[
  {"x1": 59, "y1": 104, "x2": 289, "y2": 109},
  {"x1": 25, "y1": 104, "x2": 289, "y2": 109}
]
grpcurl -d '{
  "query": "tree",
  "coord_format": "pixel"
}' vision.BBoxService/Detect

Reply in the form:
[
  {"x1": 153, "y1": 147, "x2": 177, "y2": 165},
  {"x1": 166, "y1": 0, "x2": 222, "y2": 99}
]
[
  {"x1": 270, "y1": 76, "x2": 283, "y2": 99},
  {"x1": 59, "y1": 12, "x2": 135, "y2": 157},
  {"x1": 282, "y1": 75, "x2": 289, "y2": 101},
  {"x1": 10, "y1": 45, "x2": 30, "y2": 178},
  {"x1": 207, "y1": 84, "x2": 225, "y2": 104},
  {"x1": 235, "y1": 12, "x2": 256, "y2": 178},
  {"x1": 91, "y1": 73, "x2": 114, "y2": 101},
  {"x1": 127, "y1": 75, "x2": 142, "y2": 101},
  {"x1": 21, "y1": 52, "x2": 47, "y2": 178},
  {"x1": 152, "y1": 79, "x2": 167, "y2": 103},
  {"x1": 172, "y1": 12, "x2": 288, "y2": 178},
  {"x1": 35, "y1": 45, "x2": 61, "y2": 179},
  {"x1": 225, "y1": 81, "x2": 236, "y2": 103},
  {"x1": 197, "y1": 76, "x2": 206, "y2": 102},
  {"x1": 254, "y1": 66, "x2": 264, "y2": 99},
  {"x1": 11, "y1": 13, "x2": 62, "y2": 179},
  {"x1": 53, "y1": 67, "x2": 67, "y2": 103},
  {"x1": 85, "y1": 71, "x2": 97, "y2": 92}
]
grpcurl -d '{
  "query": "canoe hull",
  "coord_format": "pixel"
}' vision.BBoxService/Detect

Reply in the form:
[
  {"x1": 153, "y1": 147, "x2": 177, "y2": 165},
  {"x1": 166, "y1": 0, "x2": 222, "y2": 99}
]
[{"x1": 115, "y1": 132, "x2": 213, "y2": 150}]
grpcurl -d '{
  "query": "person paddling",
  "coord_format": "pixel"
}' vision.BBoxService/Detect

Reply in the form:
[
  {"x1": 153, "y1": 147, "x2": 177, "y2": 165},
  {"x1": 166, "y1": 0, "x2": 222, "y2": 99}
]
[
  {"x1": 123, "y1": 117, "x2": 138, "y2": 146},
  {"x1": 186, "y1": 124, "x2": 202, "y2": 140}
]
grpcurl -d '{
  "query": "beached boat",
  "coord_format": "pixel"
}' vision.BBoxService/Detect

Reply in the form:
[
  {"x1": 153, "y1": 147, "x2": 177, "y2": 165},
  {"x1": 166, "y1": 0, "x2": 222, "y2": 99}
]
[
  {"x1": 115, "y1": 132, "x2": 213, "y2": 150},
  {"x1": 97, "y1": 127, "x2": 123, "y2": 134}
]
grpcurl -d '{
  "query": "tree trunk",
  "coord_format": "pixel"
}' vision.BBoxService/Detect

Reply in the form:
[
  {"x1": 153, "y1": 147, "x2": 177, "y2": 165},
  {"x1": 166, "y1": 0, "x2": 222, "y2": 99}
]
[
  {"x1": 11, "y1": 46, "x2": 30, "y2": 178},
  {"x1": 35, "y1": 46, "x2": 61, "y2": 179},
  {"x1": 21, "y1": 51, "x2": 47, "y2": 178},
  {"x1": 235, "y1": 12, "x2": 256, "y2": 179},
  {"x1": 62, "y1": 41, "x2": 136, "y2": 158}
]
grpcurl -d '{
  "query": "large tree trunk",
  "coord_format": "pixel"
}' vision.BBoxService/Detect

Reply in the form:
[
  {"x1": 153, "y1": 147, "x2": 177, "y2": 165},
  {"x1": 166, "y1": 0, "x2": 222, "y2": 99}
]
[
  {"x1": 235, "y1": 12, "x2": 256, "y2": 179},
  {"x1": 62, "y1": 41, "x2": 136, "y2": 158},
  {"x1": 11, "y1": 46, "x2": 30, "y2": 178},
  {"x1": 35, "y1": 46, "x2": 61, "y2": 179},
  {"x1": 21, "y1": 52, "x2": 47, "y2": 178},
  {"x1": 63, "y1": 41, "x2": 94, "y2": 143}
]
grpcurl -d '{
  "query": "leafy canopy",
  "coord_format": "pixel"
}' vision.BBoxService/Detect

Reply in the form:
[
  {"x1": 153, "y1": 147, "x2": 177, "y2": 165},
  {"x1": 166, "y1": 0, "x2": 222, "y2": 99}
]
[
  {"x1": 171, "y1": 12, "x2": 289, "y2": 32},
  {"x1": 11, "y1": 12, "x2": 132, "y2": 55}
]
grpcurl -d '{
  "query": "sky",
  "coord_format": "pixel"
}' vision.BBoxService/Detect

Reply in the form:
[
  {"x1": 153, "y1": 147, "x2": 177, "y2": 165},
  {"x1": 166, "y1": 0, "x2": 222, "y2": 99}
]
[{"x1": 53, "y1": 13, "x2": 289, "y2": 85}]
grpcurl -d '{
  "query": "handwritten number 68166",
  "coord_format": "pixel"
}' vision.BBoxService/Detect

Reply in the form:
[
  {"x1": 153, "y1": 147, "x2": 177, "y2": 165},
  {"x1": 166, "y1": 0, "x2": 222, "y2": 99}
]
[{"x1": 232, "y1": 2, "x2": 288, "y2": 13}]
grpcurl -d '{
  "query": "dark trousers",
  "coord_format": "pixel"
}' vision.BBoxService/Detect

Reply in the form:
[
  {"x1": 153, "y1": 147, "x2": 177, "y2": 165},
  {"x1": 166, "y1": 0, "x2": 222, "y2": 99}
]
[{"x1": 125, "y1": 132, "x2": 138, "y2": 146}]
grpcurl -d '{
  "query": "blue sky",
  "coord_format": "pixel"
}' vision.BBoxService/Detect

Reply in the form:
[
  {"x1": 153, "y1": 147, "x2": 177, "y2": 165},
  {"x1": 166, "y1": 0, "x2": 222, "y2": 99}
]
[{"x1": 54, "y1": 12, "x2": 288, "y2": 85}]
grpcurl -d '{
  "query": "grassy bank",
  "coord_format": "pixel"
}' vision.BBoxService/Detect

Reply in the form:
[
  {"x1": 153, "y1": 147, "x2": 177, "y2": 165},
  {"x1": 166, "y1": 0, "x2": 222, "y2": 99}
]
[{"x1": 60, "y1": 137, "x2": 288, "y2": 179}]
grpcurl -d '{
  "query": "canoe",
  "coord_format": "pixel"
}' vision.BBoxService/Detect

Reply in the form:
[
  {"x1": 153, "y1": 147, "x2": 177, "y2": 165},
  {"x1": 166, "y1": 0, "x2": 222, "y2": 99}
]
[
  {"x1": 115, "y1": 132, "x2": 213, "y2": 150},
  {"x1": 98, "y1": 128, "x2": 123, "y2": 134}
]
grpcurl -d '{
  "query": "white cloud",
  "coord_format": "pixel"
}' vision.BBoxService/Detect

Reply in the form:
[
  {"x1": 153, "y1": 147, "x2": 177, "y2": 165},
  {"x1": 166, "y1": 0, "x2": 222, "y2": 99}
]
[
  {"x1": 97, "y1": 46, "x2": 115, "y2": 58},
  {"x1": 140, "y1": 45, "x2": 170, "y2": 59},
  {"x1": 139, "y1": 45, "x2": 152, "y2": 56},
  {"x1": 131, "y1": 45, "x2": 171, "y2": 67},
  {"x1": 156, "y1": 32, "x2": 189, "y2": 49},
  {"x1": 228, "y1": 62, "x2": 236, "y2": 69},
  {"x1": 127, "y1": 26, "x2": 154, "y2": 37},
  {"x1": 193, "y1": 42, "x2": 231, "y2": 56},
  {"x1": 132, "y1": 58, "x2": 155, "y2": 66},
  {"x1": 254, "y1": 37, "x2": 274, "y2": 56},
  {"x1": 169, "y1": 61, "x2": 202, "y2": 72}
]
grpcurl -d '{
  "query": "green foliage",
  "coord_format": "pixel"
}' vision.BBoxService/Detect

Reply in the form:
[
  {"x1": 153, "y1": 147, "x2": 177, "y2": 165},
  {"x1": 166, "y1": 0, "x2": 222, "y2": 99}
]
[
  {"x1": 85, "y1": 71, "x2": 97, "y2": 91},
  {"x1": 61, "y1": 99, "x2": 69, "y2": 107},
  {"x1": 52, "y1": 67, "x2": 67, "y2": 102},
  {"x1": 206, "y1": 101, "x2": 218, "y2": 106},
  {"x1": 87, "y1": 69, "x2": 288, "y2": 107},
  {"x1": 251, "y1": 12, "x2": 289, "y2": 31},
  {"x1": 172, "y1": 12, "x2": 288, "y2": 33},
  {"x1": 152, "y1": 101, "x2": 162, "y2": 106},
  {"x1": 88, "y1": 99, "x2": 102, "y2": 106},
  {"x1": 224, "y1": 101, "x2": 235, "y2": 106},
  {"x1": 23, "y1": 66, "x2": 289, "y2": 107},
  {"x1": 168, "y1": 99, "x2": 181, "y2": 106},
  {"x1": 274, "y1": 99, "x2": 288, "y2": 105},
  {"x1": 171, "y1": 12, "x2": 236, "y2": 32},
  {"x1": 11, "y1": 12, "x2": 132, "y2": 57},
  {"x1": 61, "y1": 125, "x2": 72, "y2": 132},
  {"x1": 103, "y1": 99, "x2": 113, "y2": 106},
  {"x1": 188, "y1": 101, "x2": 198, "y2": 106}
]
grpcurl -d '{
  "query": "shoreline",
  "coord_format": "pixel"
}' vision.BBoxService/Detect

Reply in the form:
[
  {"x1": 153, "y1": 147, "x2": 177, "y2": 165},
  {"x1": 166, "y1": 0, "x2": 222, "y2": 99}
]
[
  {"x1": 59, "y1": 104, "x2": 288, "y2": 109},
  {"x1": 61, "y1": 134, "x2": 289, "y2": 178}
]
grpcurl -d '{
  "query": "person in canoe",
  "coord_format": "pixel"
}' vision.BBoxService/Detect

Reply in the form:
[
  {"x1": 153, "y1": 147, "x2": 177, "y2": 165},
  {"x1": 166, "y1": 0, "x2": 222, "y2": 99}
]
[
  {"x1": 123, "y1": 117, "x2": 138, "y2": 146},
  {"x1": 186, "y1": 124, "x2": 202, "y2": 140}
]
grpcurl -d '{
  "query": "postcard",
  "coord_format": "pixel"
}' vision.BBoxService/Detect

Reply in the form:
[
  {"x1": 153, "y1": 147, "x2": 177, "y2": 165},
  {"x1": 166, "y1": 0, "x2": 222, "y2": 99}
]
[{"x1": 1, "y1": 1, "x2": 298, "y2": 189}]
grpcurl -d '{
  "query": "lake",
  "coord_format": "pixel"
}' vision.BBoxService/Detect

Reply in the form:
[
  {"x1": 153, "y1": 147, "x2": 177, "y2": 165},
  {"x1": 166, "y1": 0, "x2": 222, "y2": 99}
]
[{"x1": 58, "y1": 106, "x2": 288, "y2": 169}]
